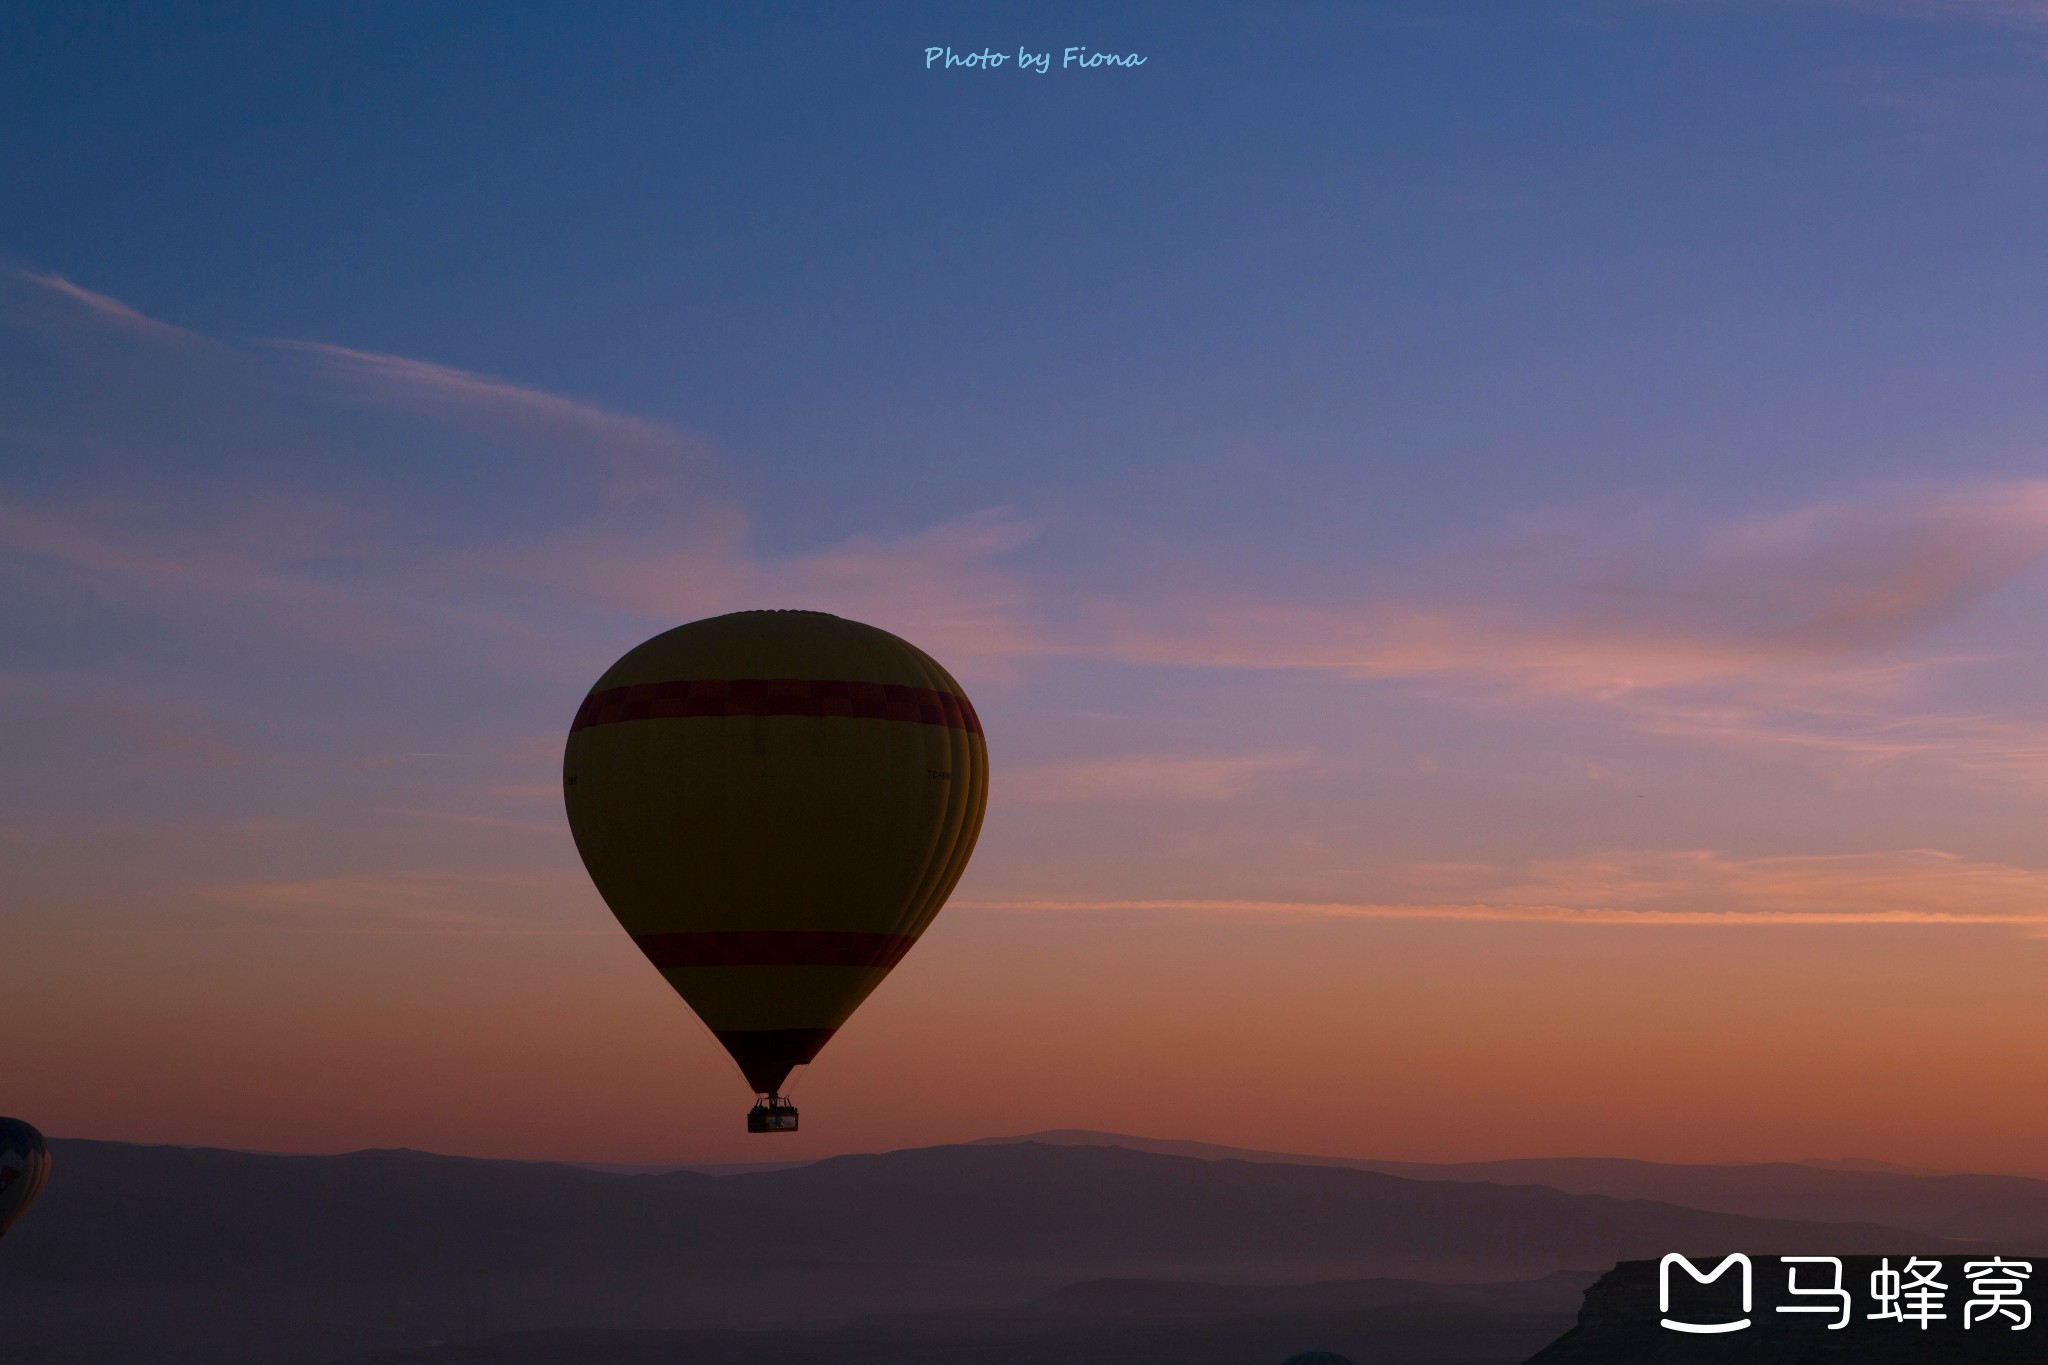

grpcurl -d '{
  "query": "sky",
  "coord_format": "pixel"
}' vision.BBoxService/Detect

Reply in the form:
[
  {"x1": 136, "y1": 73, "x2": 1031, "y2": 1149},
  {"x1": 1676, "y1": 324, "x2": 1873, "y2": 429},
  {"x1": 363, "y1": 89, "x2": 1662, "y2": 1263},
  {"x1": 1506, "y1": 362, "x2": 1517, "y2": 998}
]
[{"x1": 6, "y1": 0, "x2": 2048, "y2": 1170}]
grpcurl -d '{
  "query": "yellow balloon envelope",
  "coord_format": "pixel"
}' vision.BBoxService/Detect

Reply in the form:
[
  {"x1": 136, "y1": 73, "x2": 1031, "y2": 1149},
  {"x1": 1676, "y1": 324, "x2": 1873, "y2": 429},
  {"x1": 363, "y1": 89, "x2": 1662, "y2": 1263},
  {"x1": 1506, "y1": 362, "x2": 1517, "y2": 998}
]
[{"x1": 562, "y1": 611, "x2": 988, "y2": 1127}]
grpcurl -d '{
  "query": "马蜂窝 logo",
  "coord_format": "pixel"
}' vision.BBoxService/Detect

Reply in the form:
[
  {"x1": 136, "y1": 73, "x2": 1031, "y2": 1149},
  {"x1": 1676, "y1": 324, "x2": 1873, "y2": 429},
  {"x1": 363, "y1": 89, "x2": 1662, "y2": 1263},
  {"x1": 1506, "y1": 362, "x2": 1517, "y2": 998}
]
[
  {"x1": 1660, "y1": 1253, "x2": 1752, "y2": 1333},
  {"x1": 1657, "y1": 1255, "x2": 2033, "y2": 1336}
]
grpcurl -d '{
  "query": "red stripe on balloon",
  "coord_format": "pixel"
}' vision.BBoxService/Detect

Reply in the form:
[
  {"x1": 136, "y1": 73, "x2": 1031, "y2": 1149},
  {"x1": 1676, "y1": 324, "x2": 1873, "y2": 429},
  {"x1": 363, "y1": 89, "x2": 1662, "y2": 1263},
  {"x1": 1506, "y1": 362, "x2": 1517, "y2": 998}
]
[
  {"x1": 569, "y1": 678, "x2": 982, "y2": 736},
  {"x1": 633, "y1": 931, "x2": 919, "y2": 969}
]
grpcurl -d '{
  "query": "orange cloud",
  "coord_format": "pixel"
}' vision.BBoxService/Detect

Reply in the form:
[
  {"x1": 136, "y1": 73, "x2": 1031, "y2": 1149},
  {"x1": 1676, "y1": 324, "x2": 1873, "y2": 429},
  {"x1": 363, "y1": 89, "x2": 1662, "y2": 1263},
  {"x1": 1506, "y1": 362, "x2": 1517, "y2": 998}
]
[
  {"x1": 1501, "y1": 846, "x2": 2048, "y2": 921},
  {"x1": 961, "y1": 848, "x2": 2048, "y2": 927},
  {"x1": 209, "y1": 867, "x2": 593, "y2": 931}
]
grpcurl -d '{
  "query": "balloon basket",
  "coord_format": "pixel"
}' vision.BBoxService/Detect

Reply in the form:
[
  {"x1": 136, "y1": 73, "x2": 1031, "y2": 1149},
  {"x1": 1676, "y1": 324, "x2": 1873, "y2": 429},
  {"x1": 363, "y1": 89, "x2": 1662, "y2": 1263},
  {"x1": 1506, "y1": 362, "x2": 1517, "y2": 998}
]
[{"x1": 747, "y1": 1097, "x2": 799, "y2": 1133}]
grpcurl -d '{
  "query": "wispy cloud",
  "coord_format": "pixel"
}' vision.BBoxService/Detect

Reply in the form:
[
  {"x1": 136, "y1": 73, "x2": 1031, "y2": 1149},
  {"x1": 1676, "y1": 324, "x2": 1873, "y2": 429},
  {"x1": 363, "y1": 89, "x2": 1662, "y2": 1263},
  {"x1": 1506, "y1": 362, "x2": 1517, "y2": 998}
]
[
  {"x1": 210, "y1": 868, "x2": 593, "y2": 931},
  {"x1": 1795, "y1": 0, "x2": 2048, "y2": 33},
  {"x1": 1605, "y1": 693, "x2": 2048, "y2": 784},
  {"x1": 370, "y1": 807, "x2": 568, "y2": 836},
  {"x1": 270, "y1": 340, "x2": 707, "y2": 495},
  {"x1": 11, "y1": 272, "x2": 2048, "y2": 802},
  {"x1": 962, "y1": 847, "x2": 2048, "y2": 927},
  {"x1": 1095, "y1": 483, "x2": 2048, "y2": 688},
  {"x1": 1081, "y1": 482, "x2": 2048, "y2": 785},
  {"x1": 14, "y1": 270, "x2": 200, "y2": 343},
  {"x1": 1002, "y1": 750, "x2": 1316, "y2": 804},
  {"x1": 0, "y1": 675, "x2": 255, "y2": 773},
  {"x1": 958, "y1": 898, "x2": 2036, "y2": 925},
  {"x1": 0, "y1": 497, "x2": 417, "y2": 651},
  {"x1": 4, "y1": 290, "x2": 1046, "y2": 680},
  {"x1": 259, "y1": 338, "x2": 1049, "y2": 677},
  {"x1": 1500, "y1": 846, "x2": 2048, "y2": 920}
]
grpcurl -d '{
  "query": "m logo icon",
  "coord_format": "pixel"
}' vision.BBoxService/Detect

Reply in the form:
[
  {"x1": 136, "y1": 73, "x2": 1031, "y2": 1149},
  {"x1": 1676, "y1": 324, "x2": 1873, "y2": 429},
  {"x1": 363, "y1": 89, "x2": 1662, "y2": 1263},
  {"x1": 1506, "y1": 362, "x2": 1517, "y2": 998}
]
[{"x1": 1660, "y1": 1253, "x2": 1753, "y2": 1334}]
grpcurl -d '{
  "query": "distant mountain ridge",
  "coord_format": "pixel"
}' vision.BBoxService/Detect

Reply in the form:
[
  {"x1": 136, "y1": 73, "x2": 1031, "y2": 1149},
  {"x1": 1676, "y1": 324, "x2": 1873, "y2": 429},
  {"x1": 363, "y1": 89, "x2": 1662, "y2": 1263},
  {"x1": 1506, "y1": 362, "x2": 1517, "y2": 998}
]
[
  {"x1": 6, "y1": 1134, "x2": 2036, "y2": 1365},
  {"x1": 10, "y1": 1137, "x2": 1936, "y2": 1287},
  {"x1": 973, "y1": 1129, "x2": 2048, "y2": 1231}
]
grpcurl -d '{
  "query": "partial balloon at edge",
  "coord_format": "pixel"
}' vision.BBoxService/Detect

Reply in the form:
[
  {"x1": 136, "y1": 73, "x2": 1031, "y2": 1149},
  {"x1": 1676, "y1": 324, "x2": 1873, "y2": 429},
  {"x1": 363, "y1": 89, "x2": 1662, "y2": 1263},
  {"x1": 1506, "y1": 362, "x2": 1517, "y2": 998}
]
[{"x1": 0, "y1": 1118, "x2": 50, "y2": 1240}]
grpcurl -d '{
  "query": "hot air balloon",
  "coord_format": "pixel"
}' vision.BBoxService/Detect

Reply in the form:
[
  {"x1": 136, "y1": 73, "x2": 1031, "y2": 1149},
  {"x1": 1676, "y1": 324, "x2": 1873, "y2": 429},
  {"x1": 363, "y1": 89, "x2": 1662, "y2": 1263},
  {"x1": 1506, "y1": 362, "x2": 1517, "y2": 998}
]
[
  {"x1": 0, "y1": 1117, "x2": 50, "y2": 1240},
  {"x1": 563, "y1": 610, "x2": 988, "y2": 1132}
]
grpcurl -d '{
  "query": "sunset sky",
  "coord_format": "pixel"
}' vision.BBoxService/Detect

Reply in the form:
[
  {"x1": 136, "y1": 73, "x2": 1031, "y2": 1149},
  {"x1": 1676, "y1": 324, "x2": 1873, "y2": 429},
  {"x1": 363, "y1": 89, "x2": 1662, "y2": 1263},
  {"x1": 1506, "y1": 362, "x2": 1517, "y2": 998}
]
[{"x1": 7, "y1": 1, "x2": 2048, "y2": 1170}]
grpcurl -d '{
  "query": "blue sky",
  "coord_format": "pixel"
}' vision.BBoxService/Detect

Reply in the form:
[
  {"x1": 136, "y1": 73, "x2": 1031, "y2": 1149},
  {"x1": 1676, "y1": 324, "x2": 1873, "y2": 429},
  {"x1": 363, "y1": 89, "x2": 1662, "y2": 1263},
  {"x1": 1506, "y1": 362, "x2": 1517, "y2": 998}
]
[
  {"x1": 8, "y1": 1, "x2": 2048, "y2": 1164},
  {"x1": 12, "y1": 0, "x2": 2048, "y2": 547}
]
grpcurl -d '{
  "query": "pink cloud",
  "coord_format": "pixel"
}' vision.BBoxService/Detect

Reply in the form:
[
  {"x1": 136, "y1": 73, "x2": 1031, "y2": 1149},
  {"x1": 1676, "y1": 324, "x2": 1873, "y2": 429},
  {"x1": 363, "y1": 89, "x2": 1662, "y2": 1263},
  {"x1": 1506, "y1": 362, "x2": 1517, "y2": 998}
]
[
  {"x1": 1095, "y1": 483, "x2": 2048, "y2": 688},
  {"x1": 1077, "y1": 482, "x2": 2048, "y2": 785},
  {"x1": 1001, "y1": 750, "x2": 1315, "y2": 805},
  {"x1": 15, "y1": 283, "x2": 2048, "y2": 791},
  {"x1": 0, "y1": 499, "x2": 415, "y2": 651}
]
